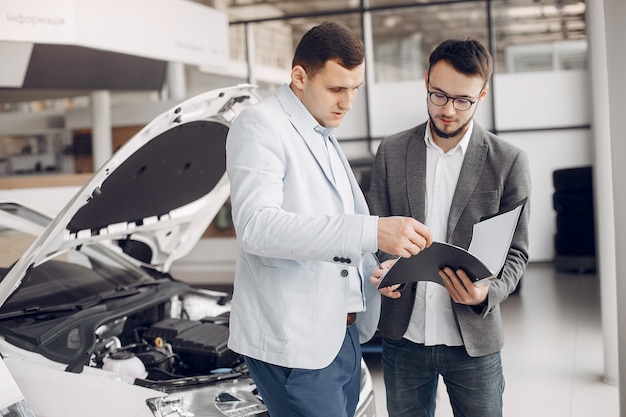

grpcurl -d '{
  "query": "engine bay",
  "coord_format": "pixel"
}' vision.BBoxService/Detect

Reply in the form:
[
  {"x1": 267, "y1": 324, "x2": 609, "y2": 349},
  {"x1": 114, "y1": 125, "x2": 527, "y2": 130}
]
[
  {"x1": 93, "y1": 314, "x2": 241, "y2": 383},
  {"x1": 89, "y1": 292, "x2": 243, "y2": 386}
]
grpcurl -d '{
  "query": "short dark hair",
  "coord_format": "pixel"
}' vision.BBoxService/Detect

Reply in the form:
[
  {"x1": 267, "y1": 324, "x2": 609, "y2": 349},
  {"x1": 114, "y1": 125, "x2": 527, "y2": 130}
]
[
  {"x1": 292, "y1": 21, "x2": 364, "y2": 78},
  {"x1": 428, "y1": 39, "x2": 493, "y2": 82}
]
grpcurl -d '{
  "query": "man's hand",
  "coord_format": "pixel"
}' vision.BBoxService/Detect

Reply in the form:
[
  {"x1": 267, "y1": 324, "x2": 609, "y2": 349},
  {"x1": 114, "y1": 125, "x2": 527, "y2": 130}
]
[
  {"x1": 368, "y1": 258, "x2": 402, "y2": 298},
  {"x1": 438, "y1": 267, "x2": 489, "y2": 306},
  {"x1": 377, "y1": 216, "x2": 433, "y2": 258}
]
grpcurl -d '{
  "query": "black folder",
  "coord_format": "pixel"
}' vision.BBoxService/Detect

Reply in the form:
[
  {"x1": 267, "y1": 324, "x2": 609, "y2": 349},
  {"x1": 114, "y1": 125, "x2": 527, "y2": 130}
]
[{"x1": 378, "y1": 198, "x2": 526, "y2": 288}]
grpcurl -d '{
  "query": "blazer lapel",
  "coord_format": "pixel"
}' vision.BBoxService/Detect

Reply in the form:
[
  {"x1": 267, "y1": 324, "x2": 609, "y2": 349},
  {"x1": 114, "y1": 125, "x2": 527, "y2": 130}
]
[
  {"x1": 275, "y1": 85, "x2": 366, "y2": 214},
  {"x1": 447, "y1": 126, "x2": 488, "y2": 241},
  {"x1": 275, "y1": 85, "x2": 336, "y2": 185},
  {"x1": 407, "y1": 124, "x2": 428, "y2": 222}
]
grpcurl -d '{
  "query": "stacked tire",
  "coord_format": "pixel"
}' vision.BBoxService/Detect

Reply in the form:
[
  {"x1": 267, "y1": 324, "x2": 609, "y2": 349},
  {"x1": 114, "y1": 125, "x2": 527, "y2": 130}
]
[{"x1": 552, "y1": 166, "x2": 596, "y2": 273}]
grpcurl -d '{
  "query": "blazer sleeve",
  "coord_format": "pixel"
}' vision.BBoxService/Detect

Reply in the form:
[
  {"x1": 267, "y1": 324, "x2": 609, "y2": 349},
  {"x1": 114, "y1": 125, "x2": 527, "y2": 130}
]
[{"x1": 482, "y1": 147, "x2": 531, "y2": 315}]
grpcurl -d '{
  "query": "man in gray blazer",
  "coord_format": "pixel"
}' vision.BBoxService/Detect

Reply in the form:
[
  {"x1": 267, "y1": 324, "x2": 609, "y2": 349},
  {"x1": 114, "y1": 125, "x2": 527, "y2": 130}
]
[
  {"x1": 368, "y1": 39, "x2": 531, "y2": 417},
  {"x1": 226, "y1": 22, "x2": 432, "y2": 417}
]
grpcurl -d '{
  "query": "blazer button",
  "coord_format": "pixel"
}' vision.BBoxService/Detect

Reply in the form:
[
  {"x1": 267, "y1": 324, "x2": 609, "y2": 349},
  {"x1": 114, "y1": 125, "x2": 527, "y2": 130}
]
[
  {"x1": 333, "y1": 256, "x2": 340, "y2": 262},
  {"x1": 341, "y1": 269, "x2": 348, "y2": 277},
  {"x1": 346, "y1": 258, "x2": 352, "y2": 264}
]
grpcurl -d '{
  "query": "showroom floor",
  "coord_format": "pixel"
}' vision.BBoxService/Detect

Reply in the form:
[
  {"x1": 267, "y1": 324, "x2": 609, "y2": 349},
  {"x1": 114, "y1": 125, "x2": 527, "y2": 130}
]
[{"x1": 363, "y1": 261, "x2": 619, "y2": 417}]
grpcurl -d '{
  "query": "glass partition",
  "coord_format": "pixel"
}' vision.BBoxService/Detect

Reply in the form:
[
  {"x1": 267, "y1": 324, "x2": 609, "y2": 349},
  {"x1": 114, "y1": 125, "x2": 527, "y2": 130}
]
[
  {"x1": 369, "y1": 2, "x2": 489, "y2": 83},
  {"x1": 491, "y1": 0, "x2": 587, "y2": 73}
]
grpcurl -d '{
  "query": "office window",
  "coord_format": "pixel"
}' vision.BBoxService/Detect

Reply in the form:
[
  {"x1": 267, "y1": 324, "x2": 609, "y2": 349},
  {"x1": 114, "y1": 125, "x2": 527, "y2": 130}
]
[
  {"x1": 284, "y1": 14, "x2": 364, "y2": 45},
  {"x1": 227, "y1": 0, "x2": 361, "y2": 21},
  {"x1": 250, "y1": 22, "x2": 293, "y2": 70},
  {"x1": 370, "y1": 2, "x2": 489, "y2": 83},
  {"x1": 492, "y1": 0, "x2": 587, "y2": 73},
  {"x1": 369, "y1": 0, "x2": 451, "y2": 5},
  {"x1": 229, "y1": 24, "x2": 247, "y2": 63},
  {"x1": 238, "y1": 16, "x2": 362, "y2": 97}
]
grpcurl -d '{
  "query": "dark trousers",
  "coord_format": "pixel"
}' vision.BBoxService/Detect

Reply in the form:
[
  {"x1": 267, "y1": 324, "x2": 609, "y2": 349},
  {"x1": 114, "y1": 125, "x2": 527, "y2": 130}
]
[
  {"x1": 244, "y1": 324, "x2": 362, "y2": 417},
  {"x1": 383, "y1": 337, "x2": 504, "y2": 417}
]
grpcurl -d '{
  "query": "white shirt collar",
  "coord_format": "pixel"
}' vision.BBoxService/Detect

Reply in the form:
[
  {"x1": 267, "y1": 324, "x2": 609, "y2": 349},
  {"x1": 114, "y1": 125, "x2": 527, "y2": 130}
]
[
  {"x1": 424, "y1": 119, "x2": 473, "y2": 155},
  {"x1": 282, "y1": 84, "x2": 335, "y2": 140}
]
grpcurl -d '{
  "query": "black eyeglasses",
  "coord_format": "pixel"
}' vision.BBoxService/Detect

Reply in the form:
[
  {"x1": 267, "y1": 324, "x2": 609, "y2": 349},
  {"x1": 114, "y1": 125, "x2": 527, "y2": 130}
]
[{"x1": 427, "y1": 90, "x2": 479, "y2": 111}]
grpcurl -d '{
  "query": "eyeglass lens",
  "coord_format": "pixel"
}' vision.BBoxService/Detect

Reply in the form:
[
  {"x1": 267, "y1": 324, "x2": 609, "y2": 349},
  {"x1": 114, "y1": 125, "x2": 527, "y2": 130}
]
[{"x1": 429, "y1": 92, "x2": 473, "y2": 111}]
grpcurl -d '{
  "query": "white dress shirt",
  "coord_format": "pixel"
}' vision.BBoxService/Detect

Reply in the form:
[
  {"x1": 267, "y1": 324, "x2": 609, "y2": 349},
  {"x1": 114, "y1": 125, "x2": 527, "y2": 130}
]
[
  {"x1": 316, "y1": 125, "x2": 364, "y2": 313},
  {"x1": 403, "y1": 120, "x2": 473, "y2": 346}
]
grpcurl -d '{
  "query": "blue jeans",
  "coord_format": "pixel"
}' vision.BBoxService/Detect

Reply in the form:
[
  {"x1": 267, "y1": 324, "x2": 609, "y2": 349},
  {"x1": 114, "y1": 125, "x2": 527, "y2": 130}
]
[
  {"x1": 382, "y1": 337, "x2": 504, "y2": 417},
  {"x1": 244, "y1": 324, "x2": 362, "y2": 417}
]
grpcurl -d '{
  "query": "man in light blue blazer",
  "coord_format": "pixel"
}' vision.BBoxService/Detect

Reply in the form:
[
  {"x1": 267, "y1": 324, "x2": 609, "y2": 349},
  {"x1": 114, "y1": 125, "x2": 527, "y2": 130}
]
[{"x1": 226, "y1": 22, "x2": 432, "y2": 417}]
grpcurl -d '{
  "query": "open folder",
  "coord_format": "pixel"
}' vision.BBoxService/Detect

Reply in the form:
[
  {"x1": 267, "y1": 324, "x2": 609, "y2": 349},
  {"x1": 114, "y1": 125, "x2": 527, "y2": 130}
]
[{"x1": 378, "y1": 198, "x2": 527, "y2": 288}]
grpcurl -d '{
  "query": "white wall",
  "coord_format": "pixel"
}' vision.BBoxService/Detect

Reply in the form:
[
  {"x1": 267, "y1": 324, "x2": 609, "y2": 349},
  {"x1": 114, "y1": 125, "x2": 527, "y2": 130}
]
[
  {"x1": 0, "y1": 0, "x2": 229, "y2": 69},
  {"x1": 494, "y1": 70, "x2": 593, "y2": 261},
  {"x1": 603, "y1": 0, "x2": 626, "y2": 406},
  {"x1": 494, "y1": 70, "x2": 590, "y2": 130},
  {"x1": 502, "y1": 130, "x2": 592, "y2": 261}
]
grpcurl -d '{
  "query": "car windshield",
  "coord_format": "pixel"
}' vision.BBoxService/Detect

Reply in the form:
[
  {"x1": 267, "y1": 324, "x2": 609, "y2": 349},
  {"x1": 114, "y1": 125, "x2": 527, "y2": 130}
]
[{"x1": 0, "y1": 204, "x2": 150, "y2": 314}]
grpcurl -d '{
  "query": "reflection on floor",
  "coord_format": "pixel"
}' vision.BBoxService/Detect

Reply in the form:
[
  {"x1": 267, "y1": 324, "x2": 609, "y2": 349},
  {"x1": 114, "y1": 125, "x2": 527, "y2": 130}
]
[{"x1": 363, "y1": 261, "x2": 619, "y2": 417}]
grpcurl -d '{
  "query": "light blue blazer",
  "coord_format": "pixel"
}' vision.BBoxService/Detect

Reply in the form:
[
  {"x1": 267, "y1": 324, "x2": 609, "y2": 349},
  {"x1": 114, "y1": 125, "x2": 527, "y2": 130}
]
[{"x1": 226, "y1": 84, "x2": 380, "y2": 369}]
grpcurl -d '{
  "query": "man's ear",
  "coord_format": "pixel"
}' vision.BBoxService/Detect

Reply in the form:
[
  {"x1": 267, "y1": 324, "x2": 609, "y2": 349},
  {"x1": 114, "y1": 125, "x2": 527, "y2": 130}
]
[
  {"x1": 424, "y1": 71, "x2": 429, "y2": 89},
  {"x1": 291, "y1": 65, "x2": 307, "y2": 89},
  {"x1": 479, "y1": 84, "x2": 489, "y2": 101}
]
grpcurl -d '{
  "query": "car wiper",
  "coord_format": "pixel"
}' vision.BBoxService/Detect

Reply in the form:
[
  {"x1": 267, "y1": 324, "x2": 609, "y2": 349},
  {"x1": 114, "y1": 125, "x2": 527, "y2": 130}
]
[
  {"x1": 95, "y1": 278, "x2": 171, "y2": 301},
  {"x1": 110, "y1": 278, "x2": 168, "y2": 292},
  {"x1": 0, "y1": 303, "x2": 93, "y2": 321},
  {"x1": 0, "y1": 280, "x2": 168, "y2": 321}
]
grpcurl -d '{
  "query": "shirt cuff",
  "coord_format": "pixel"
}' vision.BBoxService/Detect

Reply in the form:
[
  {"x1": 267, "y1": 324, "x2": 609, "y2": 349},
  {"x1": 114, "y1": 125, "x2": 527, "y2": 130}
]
[{"x1": 362, "y1": 215, "x2": 379, "y2": 254}]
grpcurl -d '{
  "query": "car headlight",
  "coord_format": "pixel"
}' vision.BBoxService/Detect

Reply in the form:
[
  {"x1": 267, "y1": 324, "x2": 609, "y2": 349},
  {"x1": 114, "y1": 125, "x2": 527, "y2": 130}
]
[
  {"x1": 213, "y1": 384, "x2": 268, "y2": 416},
  {"x1": 146, "y1": 379, "x2": 268, "y2": 417},
  {"x1": 147, "y1": 395, "x2": 194, "y2": 417}
]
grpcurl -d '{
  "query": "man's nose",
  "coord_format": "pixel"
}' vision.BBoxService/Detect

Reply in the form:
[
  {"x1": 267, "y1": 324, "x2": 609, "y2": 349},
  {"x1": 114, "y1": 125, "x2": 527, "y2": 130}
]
[
  {"x1": 339, "y1": 90, "x2": 357, "y2": 111},
  {"x1": 441, "y1": 99, "x2": 456, "y2": 115}
]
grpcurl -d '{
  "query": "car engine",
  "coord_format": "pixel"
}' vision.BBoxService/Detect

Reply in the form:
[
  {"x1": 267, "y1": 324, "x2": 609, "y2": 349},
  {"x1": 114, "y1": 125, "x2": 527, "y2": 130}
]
[{"x1": 88, "y1": 290, "x2": 243, "y2": 385}]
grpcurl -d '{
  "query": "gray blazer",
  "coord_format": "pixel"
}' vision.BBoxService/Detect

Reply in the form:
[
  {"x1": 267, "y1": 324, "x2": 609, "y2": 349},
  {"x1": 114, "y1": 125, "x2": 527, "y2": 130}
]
[
  {"x1": 226, "y1": 84, "x2": 380, "y2": 369},
  {"x1": 368, "y1": 122, "x2": 531, "y2": 357}
]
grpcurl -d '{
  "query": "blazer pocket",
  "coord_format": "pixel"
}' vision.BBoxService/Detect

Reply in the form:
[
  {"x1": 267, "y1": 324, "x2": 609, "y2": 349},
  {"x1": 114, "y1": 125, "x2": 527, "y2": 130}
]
[
  {"x1": 257, "y1": 266, "x2": 317, "y2": 343},
  {"x1": 468, "y1": 190, "x2": 500, "y2": 215}
]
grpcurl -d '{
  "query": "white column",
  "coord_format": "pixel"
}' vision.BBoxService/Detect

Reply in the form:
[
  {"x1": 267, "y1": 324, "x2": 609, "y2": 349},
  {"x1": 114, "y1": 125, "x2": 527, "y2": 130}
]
[
  {"x1": 587, "y1": 0, "x2": 618, "y2": 386},
  {"x1": 166, "y1": 62, "x2": 187, "y2": 101},
  {"x1": 90, "y1": 90, "x2": 113, "y2": 172},
  {"x1": 604, "y1": 0, "x2": 626, "y2": 409},
  {"x1": 362, "y1": 0, "x2": 376, "y2": 154},
  {"x1": 245, "y1": 23, "x2": 256, "y2": 85}
]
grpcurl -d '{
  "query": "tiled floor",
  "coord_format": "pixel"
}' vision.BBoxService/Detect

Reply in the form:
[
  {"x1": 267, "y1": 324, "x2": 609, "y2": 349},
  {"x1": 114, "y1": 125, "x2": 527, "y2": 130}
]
[{"x1": 363, "y1": 261, "x2": 620, "y2": 417}]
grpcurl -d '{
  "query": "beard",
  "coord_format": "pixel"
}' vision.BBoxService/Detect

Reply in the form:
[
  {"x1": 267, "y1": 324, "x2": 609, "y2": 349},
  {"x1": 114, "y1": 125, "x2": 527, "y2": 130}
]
[{"x1": 428, "y1": 113, "x2": 473, "y2": 140}]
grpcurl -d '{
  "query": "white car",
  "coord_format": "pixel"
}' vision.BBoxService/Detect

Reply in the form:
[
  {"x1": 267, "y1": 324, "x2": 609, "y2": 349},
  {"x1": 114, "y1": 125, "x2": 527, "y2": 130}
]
[{"x1": 0, "y1": 85, "x2": 376, "y2": 417}]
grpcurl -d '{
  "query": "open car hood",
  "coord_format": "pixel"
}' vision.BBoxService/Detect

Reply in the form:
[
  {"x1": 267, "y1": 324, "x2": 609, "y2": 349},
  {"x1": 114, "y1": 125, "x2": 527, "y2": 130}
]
[{"x1": 0, "y1": 84, "x2": 259, "y2": 306}]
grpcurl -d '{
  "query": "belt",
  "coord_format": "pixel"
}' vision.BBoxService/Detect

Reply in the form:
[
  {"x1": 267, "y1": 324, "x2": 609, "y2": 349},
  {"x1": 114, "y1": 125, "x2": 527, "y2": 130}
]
[{"x1": 347, "y1": 312, "x2": 357, "y2": 327}]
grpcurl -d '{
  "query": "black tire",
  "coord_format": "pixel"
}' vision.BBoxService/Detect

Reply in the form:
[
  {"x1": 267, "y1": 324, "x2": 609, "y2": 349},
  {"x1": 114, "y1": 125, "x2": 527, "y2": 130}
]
[{"x1": 553, "y1": 166, "x2": 592, "y2": 192}]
